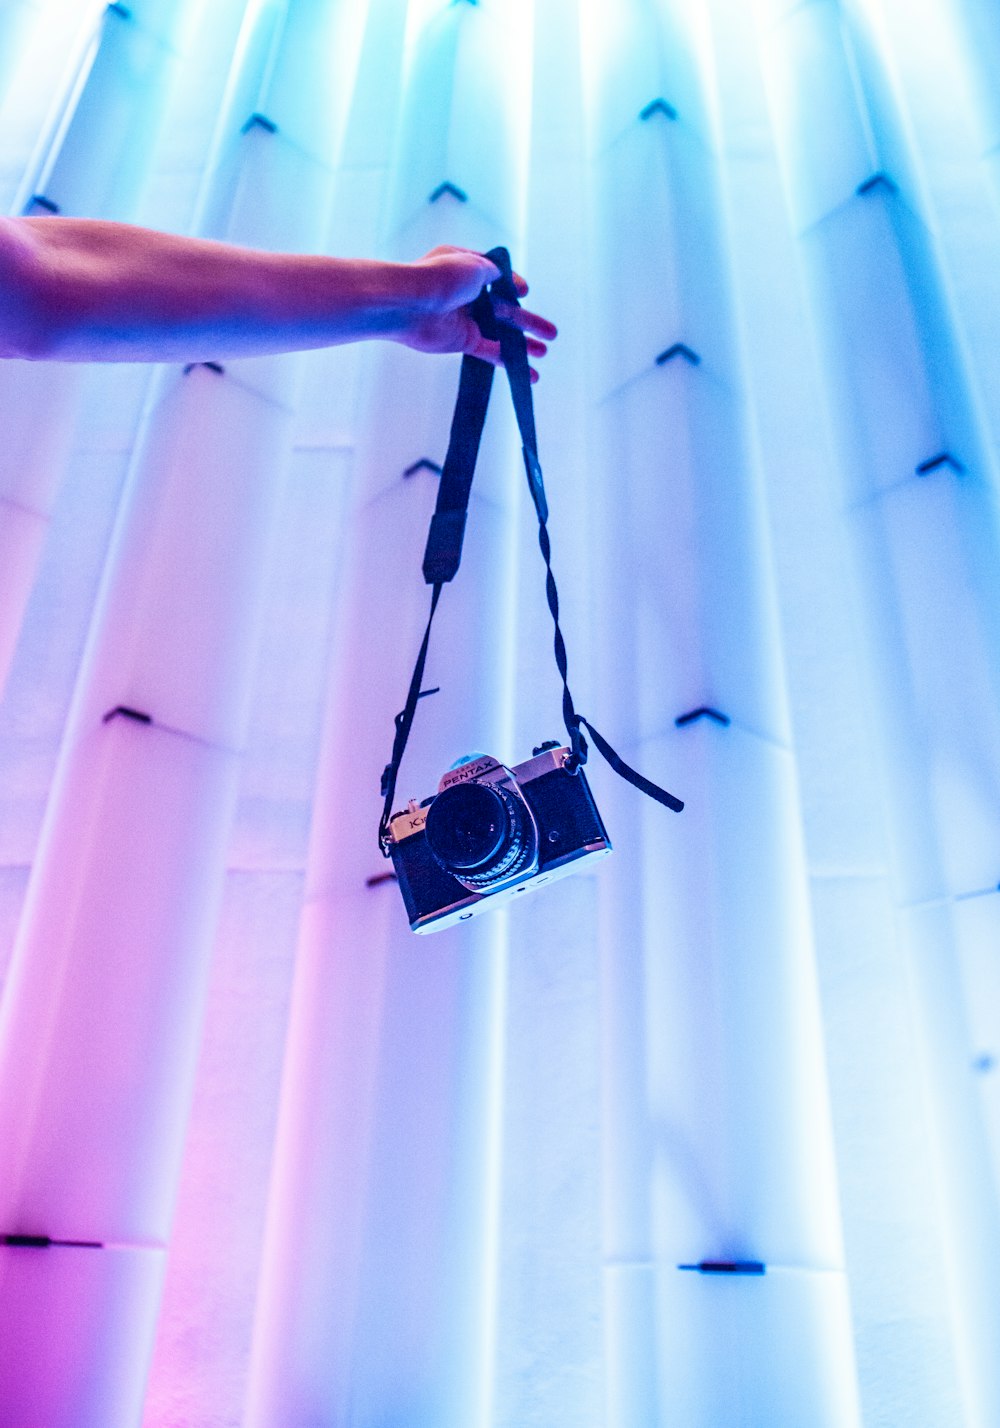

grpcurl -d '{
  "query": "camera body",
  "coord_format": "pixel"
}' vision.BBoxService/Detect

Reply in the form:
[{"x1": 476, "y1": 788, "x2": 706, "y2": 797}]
[{"x1": 387, "y1": 742, "x2": 612, "y2": 933}]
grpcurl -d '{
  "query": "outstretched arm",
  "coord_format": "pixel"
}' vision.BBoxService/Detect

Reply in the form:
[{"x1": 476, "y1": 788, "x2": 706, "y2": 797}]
[{"x1": 0, "y1": 218, "x2": 556, "y2": 369}]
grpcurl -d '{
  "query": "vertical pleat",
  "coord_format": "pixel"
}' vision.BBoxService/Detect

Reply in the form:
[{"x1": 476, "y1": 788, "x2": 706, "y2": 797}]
[
  {"x1": 244, "y1": 3, "x2": 526, "y2": 1422},
  {"x1": 947, "y1": 0, "x2": 1000, "y2": 154},
  {"x1": 763, "y1": 1, "x2": 1000, "y2": 1423},
  {"x1": 0, "y1": 0, "x2": 195, "y2": 699},
  {"x1": 0, "y1": 1, "x2": 47, "y2": 124},
  {"x1": 0, "y1": 0, "x2": 341, "y2": 1422},
  {"x1": 583, "y1": 4, "x2": 854, "y2": 1423},
  {"x1": 487, "y1": 8, "x2": 605, "y2": 1426}
]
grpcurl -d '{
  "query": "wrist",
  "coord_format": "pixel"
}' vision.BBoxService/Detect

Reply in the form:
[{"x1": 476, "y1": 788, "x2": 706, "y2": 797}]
[{"x1": 361, "y1": 254, "x2": 434, "y2": 337}]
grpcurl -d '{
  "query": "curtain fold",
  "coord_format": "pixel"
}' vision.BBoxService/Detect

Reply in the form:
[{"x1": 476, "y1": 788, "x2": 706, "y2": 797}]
[{"x1": 0, "y1": 1, "x2": 999, "y2": 1424}]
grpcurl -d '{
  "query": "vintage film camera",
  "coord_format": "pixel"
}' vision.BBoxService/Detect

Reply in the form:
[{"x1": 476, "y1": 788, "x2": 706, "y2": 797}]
[{"x1": 387, "y1": 742, "x2": 612, "y2": 933}]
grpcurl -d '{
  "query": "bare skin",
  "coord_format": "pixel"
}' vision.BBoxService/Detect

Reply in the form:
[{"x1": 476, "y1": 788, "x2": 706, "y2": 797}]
[{"x1": 0, "y1": 217, "x2": 556, "y2": 376}]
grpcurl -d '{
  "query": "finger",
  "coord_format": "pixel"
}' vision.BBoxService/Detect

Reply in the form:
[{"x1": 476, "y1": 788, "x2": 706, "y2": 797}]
[
  {"x1": 468, "y1": 332, "x2": 548, "y2": 360},
  {"x1": 517, "y1": 307, "x2": 558, "y2": 341},
  {"x1": 466, "y1": 335, "x2": 503, "y2": 366},
  {"x1": 494, "y1": 300, "x2": 558, "y2": 342},
  {"x1": 464, "y1": 333, "x2": 546, "y2": 382},
  {"x1": 511, "y1": 270, "x2": 529, "y2": 298}
]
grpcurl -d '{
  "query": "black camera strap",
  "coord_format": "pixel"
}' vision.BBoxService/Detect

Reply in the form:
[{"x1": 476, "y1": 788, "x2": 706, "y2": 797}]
[{"x1": 378, "y1": 246, "x2": 683, "y2": 856}]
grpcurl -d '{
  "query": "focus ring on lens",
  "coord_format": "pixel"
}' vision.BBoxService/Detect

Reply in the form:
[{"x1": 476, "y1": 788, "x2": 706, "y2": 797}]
[
  {"x1": 460, "y1": 782, "x2": 534, "y2": 887},
  {"x1": 425, "y1": 779, "x2": 537, "y2": 888}
]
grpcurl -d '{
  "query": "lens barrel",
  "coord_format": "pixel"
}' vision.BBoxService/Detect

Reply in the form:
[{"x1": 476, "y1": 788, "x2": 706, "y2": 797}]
[{"x1": 425, "y1": 779, "x2": 537, "y2": 888}]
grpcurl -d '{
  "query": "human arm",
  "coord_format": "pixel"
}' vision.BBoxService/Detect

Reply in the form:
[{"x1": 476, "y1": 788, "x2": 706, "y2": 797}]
[{"x1": 0, "y1": 218, "x2": 556, "y2": 368}]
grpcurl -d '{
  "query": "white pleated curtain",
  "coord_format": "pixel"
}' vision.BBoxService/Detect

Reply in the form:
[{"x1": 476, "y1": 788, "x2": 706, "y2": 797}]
[{"x1": 0, "y1": 0, "x2": 999, "y2": 1425}]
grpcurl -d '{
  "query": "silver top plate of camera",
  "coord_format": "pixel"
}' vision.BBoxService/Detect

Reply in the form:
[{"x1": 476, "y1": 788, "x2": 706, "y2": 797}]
[{"x1": 388, "y1": 744, "x2": 571, "y2": 846}]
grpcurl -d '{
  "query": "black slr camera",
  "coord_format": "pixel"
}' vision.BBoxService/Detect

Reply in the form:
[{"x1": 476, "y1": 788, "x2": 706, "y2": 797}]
[{"x1": 386, "y1": 742, "x2": 612, "y2": 933}]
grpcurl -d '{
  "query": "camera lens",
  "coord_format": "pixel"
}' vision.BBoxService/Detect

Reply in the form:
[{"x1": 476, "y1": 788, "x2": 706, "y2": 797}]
[
  {"x1": 425, "y1": 780, "x2": 537, "y2": 888},
  {"x1": 426, "y1": 783, "x2": 504, "y2": 869}
]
